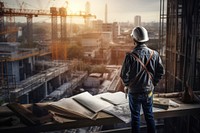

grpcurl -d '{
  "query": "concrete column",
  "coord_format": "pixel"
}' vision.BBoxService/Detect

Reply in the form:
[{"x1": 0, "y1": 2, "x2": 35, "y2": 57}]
[
  {"x1": 44, "y1": 81, "x2": 48, "y2": 97},
  {"x1": 59, "y1": 75, "x2": 61, "y2": 85},
  {"x1": 26, "y1": 93, "x2": 29, "y2": 104},
  {"x1": 49, "y1": 83, "x2": 53, "y2": 94}
]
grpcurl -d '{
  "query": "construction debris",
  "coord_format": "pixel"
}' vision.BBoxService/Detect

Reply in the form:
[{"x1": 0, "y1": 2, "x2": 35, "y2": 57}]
[
  {"x1": 153, "y1": 98, "x2": 180, "y2": 110},
  {"x1": 154, "y1": 91, "x2": 200, "y2": 103},
  {"x1": 7, "y1": 103, "x2": 54, "y2": 125}
]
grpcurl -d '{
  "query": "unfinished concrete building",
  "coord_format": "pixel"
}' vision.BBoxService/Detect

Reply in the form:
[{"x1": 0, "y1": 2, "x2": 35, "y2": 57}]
[
  {"x1": 161, "y1": 0, "x2": 200, "y2": 93},
  {"x1": 160, "y1": 0, "x2": 200, "y2": 132}
]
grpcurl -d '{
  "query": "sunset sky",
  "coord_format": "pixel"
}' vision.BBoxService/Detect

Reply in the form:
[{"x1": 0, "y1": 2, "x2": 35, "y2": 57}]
[{"x1": 2, "y1": 0, "x2": 160, "y2": 23}]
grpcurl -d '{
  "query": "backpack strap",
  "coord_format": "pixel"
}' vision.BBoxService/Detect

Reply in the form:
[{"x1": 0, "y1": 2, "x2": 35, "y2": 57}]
[
  {"x1": 131, "y1": 50, "x2": 154, "y2": 80},
  {"x1": 128, "y1": 50, "x2": 154, "y2": 87}
]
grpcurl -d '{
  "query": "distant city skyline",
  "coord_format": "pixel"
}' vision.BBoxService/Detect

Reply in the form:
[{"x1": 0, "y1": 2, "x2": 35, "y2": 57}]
[{"x1": 2, "y1": 0, "x2": 160, "y2": 23}]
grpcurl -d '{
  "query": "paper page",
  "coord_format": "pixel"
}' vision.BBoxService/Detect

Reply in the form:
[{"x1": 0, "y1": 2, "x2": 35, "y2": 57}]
[
  {"x1": 100, "y1": 91, "x2": 128, "y2": 105},
  {"x1": 72, "y1": 92, "x2": 113, "y2": 113},
  {"x1": 103, "y1": 103, "x2": 131, "y2": 123},
  {"x1": 50, "y1": 98, "x2": 97, "y2": 119}
]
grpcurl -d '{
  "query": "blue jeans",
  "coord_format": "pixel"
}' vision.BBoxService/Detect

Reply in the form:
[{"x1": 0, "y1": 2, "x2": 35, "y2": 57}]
[{"x1": 128, "y1": 93, "x2": 156, "y2": 133}]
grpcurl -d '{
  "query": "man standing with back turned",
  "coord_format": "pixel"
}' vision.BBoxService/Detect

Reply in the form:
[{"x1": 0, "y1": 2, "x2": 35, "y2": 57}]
[{"x1": 120, "y1": 26, "x2": 164, "y2": 133}]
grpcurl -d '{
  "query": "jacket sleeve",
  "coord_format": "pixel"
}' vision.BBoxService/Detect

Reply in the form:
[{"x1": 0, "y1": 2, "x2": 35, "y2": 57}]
[
  {"x1": 120, "y1": 53, "x2": 132, "y2": 86},
  {"x1": 153, "y1": 54, "x2": 165, "y2": 86}
]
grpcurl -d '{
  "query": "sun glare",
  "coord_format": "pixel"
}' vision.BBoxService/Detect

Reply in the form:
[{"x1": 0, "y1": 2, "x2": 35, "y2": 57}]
[
  {"x1": 52, "y1": 0, "x2": 85, "y2": 13},
  {"x1": 68, "y1": 2, "x2": 84, "y2": 13}
]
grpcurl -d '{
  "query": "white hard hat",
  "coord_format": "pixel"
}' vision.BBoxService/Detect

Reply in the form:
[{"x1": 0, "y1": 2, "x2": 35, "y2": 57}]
[{"x1": 130, "y1": 26, "x2": 149, "y2": 42}]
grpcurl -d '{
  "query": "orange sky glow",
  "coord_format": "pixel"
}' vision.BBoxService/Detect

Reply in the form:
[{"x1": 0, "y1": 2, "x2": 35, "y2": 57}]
[{"x1": 2, "y1": 0, "x2": 160, "y2": 23}]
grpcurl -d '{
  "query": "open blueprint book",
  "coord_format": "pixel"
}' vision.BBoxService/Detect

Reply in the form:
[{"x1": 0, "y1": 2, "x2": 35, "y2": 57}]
[
  {"x1": 72, "y1": 92, "x2": 113, "y2": 113},
  {"x1": 50, "y1": 92, "x2": 113, "y2": 120},
  {"x1": 50, "y1": 91, "x2": 177, "y2": 123},
  {"x1": 50, "y1": 98, "x2": 98, "y2": 120},
  {"x1": 50, "y1": 91, "x2": 131, "y2": 121}
]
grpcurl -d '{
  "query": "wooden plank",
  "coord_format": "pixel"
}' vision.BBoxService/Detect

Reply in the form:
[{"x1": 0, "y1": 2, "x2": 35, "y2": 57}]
[
  {"x1": 0, "y1": 106, "x2": 14, "y2": 117},
  {"x1": 7, "y1": 103, "x2": 37, "y2": 126},
  {"x1": 1, "y1": 99, "x2": 200, "y2": 133},
  {"x1": 7, "y1": 103, "x2": 54, "y2": 126}
]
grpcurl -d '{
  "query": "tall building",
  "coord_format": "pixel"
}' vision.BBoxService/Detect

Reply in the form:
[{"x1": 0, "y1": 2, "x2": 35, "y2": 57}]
[
  {"x1": 91, "y1": 20, "x2": 103, "y2": 32},
  {"x1": 134, "y1": 15, "x2": 141, "y2": 26},
  {"x1": 105, "y1": 3, "x2": 108, "y2": 23},
  {"x1": 112, "y1": 22, "x2": 120, "y2": 41}
]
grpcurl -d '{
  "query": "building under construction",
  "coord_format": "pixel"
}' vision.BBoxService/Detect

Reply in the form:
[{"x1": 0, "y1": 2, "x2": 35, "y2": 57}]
[
  {"x1": 159, "y1": 0, "x2": 200, "y2": 132},
  {"x1": 161, "y1": 0, "x2": 200, "y2": 93},
  {"x1": 0, "y1": 0, "x2": 98, "y2": 103},
  {"x1": 0, "y1": 0, "x2": 200, "y2": 133}
]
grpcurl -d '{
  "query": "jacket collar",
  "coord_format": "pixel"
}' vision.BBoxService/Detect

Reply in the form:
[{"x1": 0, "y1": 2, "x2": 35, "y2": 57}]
[{"x1": 134, "y1": 44, "x2": 147, "y2": 49}]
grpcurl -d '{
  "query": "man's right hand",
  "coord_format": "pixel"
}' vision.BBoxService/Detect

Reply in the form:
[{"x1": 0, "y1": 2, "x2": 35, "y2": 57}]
[{"x1": 124, "y1": 86, "x2": 129, "y2": 99}]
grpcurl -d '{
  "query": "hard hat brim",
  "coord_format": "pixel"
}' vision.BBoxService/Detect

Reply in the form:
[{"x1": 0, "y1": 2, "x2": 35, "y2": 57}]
[{"x1": 131, "y1": 34, "x2": 149, "y2": 42}]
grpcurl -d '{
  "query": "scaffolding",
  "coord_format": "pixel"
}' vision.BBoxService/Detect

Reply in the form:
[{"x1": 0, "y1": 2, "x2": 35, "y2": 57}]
[{"x1": 163, "y1": 0, "x2": 200, "y2": 93}]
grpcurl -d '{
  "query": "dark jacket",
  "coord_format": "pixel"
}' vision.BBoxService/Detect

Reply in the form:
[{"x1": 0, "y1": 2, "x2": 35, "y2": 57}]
[{"x1": 120, "y1": 44, "x2": 164, "y2": 93}]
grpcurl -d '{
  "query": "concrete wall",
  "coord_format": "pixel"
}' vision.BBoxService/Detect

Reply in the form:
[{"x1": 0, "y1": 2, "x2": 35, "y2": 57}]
[
  {"x1": 81, "y1": 39, "x2": 101, "y2": 47},
  {"x1": 83, "y1": 77, "x2": 101, "y2": 87},
  {"x1": 11, "y1": 61, "x2": 20, "y2": 83}
]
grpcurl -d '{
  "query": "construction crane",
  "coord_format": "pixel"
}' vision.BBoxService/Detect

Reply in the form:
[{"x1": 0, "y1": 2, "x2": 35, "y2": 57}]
[
  {"x1": 0, "y1": 1, "x2": 96, "y2": 60},
  {"x1": 16, "y1": 0, "x2": 25, "y2": 10},
  {"x1": 51, "y1": 7, "x2": 96, "y2": 61}
]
